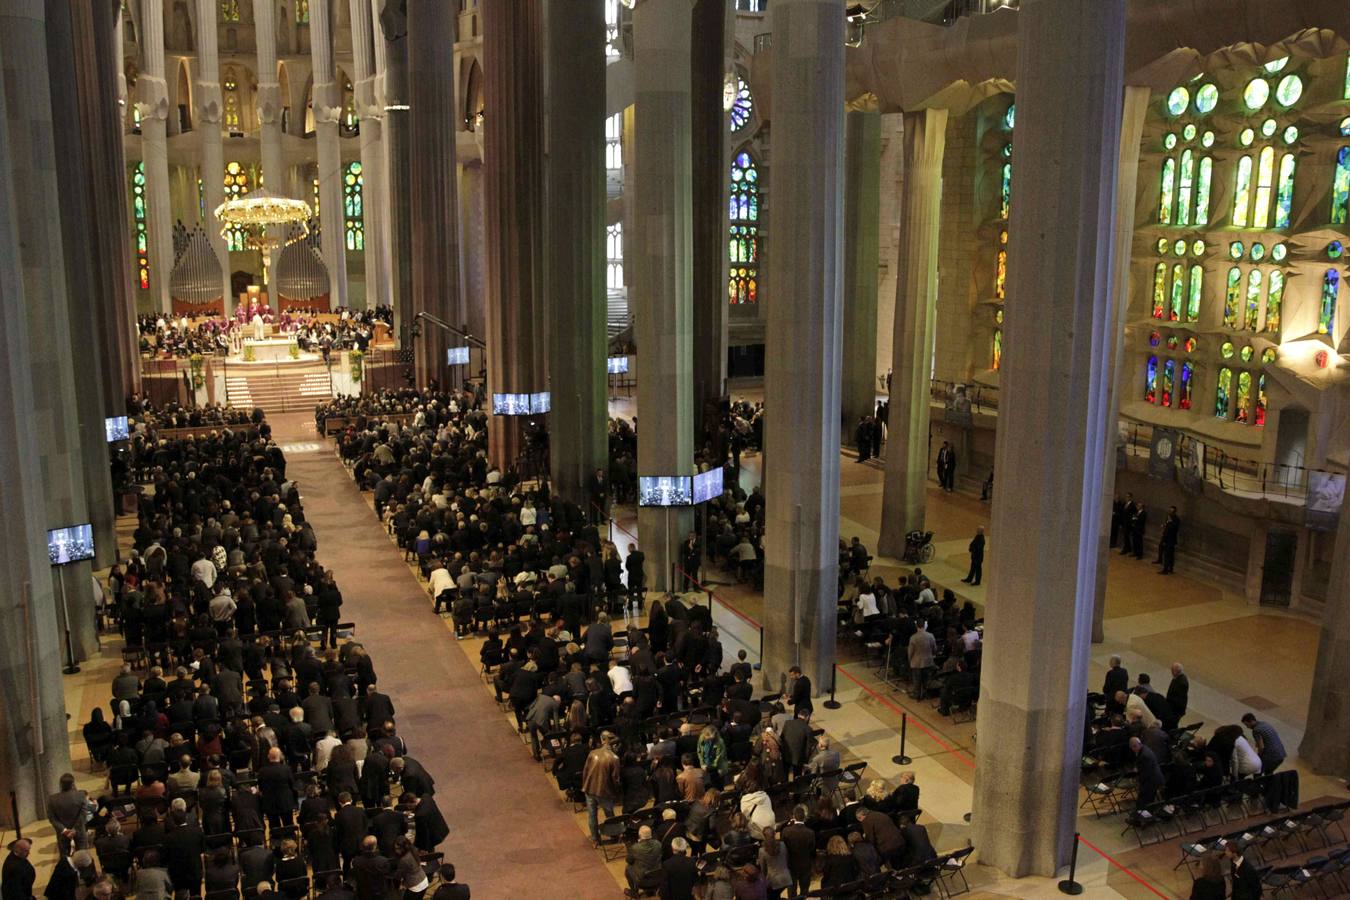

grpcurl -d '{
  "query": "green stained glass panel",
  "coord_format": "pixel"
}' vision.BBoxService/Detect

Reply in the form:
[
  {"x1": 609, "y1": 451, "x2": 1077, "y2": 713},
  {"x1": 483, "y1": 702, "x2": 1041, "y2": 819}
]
[
  {"x1": 1245, "y1": 269, "x2": 1263, "y2": 331},
  {"x1": 1223, "y1": 268, "x2": 1241, "y2": 327},
  {"x1": 1187, "y1": 265, "x2": 1202, "y2": 322},
  {"x1": 1170, "y1": 263, "x2": 1184, "y2": 321},
  {"x1": 1233, "y1": 155, "x2": 1252, "y2": 227},
  {"x1": 1176, "y1": 150, "x2": 1194, "y2": 226},
  {"x1": 1195, "y1": 156, "x2": 1212, "y2": 226},
  {"x1": 1274, "y1": 153, "x2": 1295, "y2": 229},
  {"x1": 1264, "y1": 269, "x2": 1283, "y2": 333},
  {"x1": 1152, "y1": 263, "x2": 1167, "y2": 319},
  {"x1": 1158, "y1": 157, "x2": 1174, "y2": 224},
  {"x1": 1332, "y1": 147, "x2": 1349, "y2": 226}
]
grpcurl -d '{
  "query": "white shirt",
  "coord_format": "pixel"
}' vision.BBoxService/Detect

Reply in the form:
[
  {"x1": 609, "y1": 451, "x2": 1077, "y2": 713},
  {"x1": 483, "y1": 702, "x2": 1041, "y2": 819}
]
[
  {"x1": 961, "y1": 629, "x2": 981, "y2": 651},
  {"x1": 918, "y1": 587, "x2": 935, "y2": 606},
  {"x1": 1231, "y1": 736, "x2": 1263, "y2": 778},
  {"x1": 520, "y1": 506, "x2": 537, "y2": 526},
  {"x1": 856, "y1": 591, "x2": 879, "y2": 617},
  {"x1": 314, "y1": 734, "x2": 343, "y2": 771},
  {"x1": 608, "y1": 665, "x2": 633, "y2": 695},
  {"x1": 1125, "y1": 692, "x2": 1158, "y2": 730},
  {"x1": 191, "y1": 558, "x2": 217, "y2": 589},
  {"x1": 428, "y1": 567, "x2": 455, "y2": 598}
]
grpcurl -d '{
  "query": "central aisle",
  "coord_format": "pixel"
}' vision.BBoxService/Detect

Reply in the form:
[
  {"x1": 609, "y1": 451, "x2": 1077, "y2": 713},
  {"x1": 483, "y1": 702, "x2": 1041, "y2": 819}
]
[{"x1": 270, "y1": 415, "x2": 616, "y2": 897}]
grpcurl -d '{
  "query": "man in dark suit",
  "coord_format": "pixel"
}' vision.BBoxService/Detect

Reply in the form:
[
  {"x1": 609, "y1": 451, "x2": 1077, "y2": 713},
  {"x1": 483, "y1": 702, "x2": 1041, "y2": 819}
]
[
  {"x1": 164, "y1": 808, "x2": 206, "y2": 895},
  {"x1": 661, "y1": 839, "x2": 697, "y2": 900},
  {"x1": 782, "y1": 808, "x2": 816, "y2": 898},
  {"x1": 238, "y1": 833, "x2": 274, "y2": 891},
  {"x1": 625, "y1": 544, "x2": 646, "y2": 605},
  {"x1": 785, "y1": 666, "x2": 813, "y2": 713},
  {"x1": 46, "y1": 774, "x2": 89, "y2": 858},
  {"x1": 2, "y1": 839, "x2": 35, "y2": 900},
  {"x1": 301, "y1": 683, "x2": 335, "y2": 734},
  {"x1": 1166, "y1": 663, "x2": 1189, "y2": 721},
  {"x1": 333, "y1": 793, "x2": 366, "y2": 876},
  {"x1": 936, "y1": 442, "x2": 956, "y2": 492},
  {"x1": 1102, "y1": 657, "x2": 1129, "y2": 714},
  {"x1": 1157, "y1": 506, "x2": 1181, "y2": 574},
  {"x1": 1119, "y1": 494, "x2": 1137, "y2": 555},
  {"x1": 362, "y1": 689, "x2": 395, "y2": 728},
  {"x1": 1130, "y1": 738, "x2": 1164, "y2": 809},
  {"x1": 1130, "y1": 502, "x2": 1148, "y2": 559},
  {"x1": 1226, "y1": 843, "x2": 1263, "y2": 900},
  {"x1": 350, "y1": 837, "x2": 391, "y2": 900},
  {"x1": 857, "y1": 807, "x2": 906, "y2": 868},
  {"x1": 890, "y1": 772, "x2": 920, "y2": 813},
  {"x1": 780, "y1": 709, "x2": 814, "y2": 779},
  {"x1": 961, "y1": 526, "x2": 985, "y2": 585},
  {"x1": 257, "y1": 748, "x2": 298, "y2": 828},
  {"x1": 393, "y1": 756, "x2": 435, "y2": 796},
  {"x1": 431, "y1": 864, "x2": 470, "y2": 900}
]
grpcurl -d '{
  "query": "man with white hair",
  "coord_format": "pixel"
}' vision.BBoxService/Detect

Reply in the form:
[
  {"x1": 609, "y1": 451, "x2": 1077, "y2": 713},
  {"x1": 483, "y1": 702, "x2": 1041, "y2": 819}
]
[
  {"x1": 624, "y1": 824, "x2": 662, "y2": 894},
  {"x1": 1166, "y1": 662, "x2": 1190, "y2": 720}
]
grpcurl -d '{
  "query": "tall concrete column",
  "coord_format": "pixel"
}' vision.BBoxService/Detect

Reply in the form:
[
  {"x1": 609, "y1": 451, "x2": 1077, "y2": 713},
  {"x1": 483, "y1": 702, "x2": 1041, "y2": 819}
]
[
  {"x1": 877, "y1": 108, "x2": 946, "y2": 558},
  {"x1": 633, "y1": 0, "x2": 694, "y2": 591},
  {"x1": 1301, "y1": 508, "x2": 1350, "y2": 776},
  {"x1": 0, "y1": 69, "x2": 73, "y2": 827},
  {"x1": 195, "y1": 0, "x2": 232, "y2": 305},
  {"x1": 349, "y1": 0, "x2": 388, "y2": 309},
  {"x1": 378, "y1": 0, "x2": 413, "y2": 340},
  {"x1": 842, "y1": 110, "x2": 881, "y2": 438},
  {"x1": 311, "y1": 0, "x2": 348, "y2": 307},
  {"x1": 254, "y1": 0, "x2": 286, "y2": 292},
  {"x1": 482, "y1": 0, "x2": 545, "y2": 469},
  {"x1": 47, "y1": 0, "x2": 118, "y2": 578},
  {"x1": 1, "y1": 0, "x2": 99, "y2": 661},
  {"x1": 1091, "y1": 86, "x2": 1150, "y2": 643},
  {"x1": 408, "y1": 0, "x2": 462, "y2": 387},
  {"x1": 690, "y1": 0, "x2": 730, "y2": 446},
  {"x1": 970, "y1": 0, "x2": 1126, "y2": 877},
  {"x1": 761, "y1": 0, "x2": 844, "y2": 693},
  {"x1": 544, "y1": 0, "x2": 606, "y2": 509},
  {"x1": 74, "y1": 0, "x2": 140, "y2": 407},
  {"x1": 137, "y1": 0, "x2": 175, "y2": 313}
]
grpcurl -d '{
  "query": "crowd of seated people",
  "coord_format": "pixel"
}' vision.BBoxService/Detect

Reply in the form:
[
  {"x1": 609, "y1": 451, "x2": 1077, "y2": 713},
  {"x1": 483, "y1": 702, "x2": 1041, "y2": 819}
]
[
  {"x1": 125, "y1": 400, "x2": 257, "y2": 431},
  {"x1": 77, "y1": 421, "x2": 465, "y2": 900}
]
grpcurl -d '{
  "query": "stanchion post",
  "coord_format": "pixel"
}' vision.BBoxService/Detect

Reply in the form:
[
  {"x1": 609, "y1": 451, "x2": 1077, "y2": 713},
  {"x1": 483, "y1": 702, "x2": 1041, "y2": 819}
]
[
  {"x1": 1057, "y1": 833, "x2": 1084, "y2": 895},
  {"x1": 891, "y1": 711, "x2": 912, "y2": 765},
  {"x1": 823, "y1": 663, "x2": 841, "y2": 709}
]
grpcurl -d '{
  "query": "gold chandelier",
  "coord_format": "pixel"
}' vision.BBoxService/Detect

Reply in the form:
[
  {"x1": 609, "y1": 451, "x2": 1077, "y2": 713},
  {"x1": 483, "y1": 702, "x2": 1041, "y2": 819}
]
[{"x1": 214, "y1": 190, "x2": 313, "y2": 281}]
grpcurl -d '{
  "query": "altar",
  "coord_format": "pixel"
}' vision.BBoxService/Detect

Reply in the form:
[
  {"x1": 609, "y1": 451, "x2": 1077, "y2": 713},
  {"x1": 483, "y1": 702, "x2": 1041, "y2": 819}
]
[{"x1": 237, "y1": 337, "x2": 316, "y2": 363}]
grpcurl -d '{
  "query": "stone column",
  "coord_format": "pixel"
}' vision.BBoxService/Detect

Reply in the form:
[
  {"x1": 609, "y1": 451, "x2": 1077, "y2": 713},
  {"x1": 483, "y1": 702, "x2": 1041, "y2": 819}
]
[
  {"x1": 0, "y1": 71, "x2": 73, "y2": 826},
  {"x1": 690, "y1": 0, "x2": 729, "y2": 446},
  {"x1": 482, "y1": 0, "x2": 545, "y2": 469},
  {"x1": 196, "y1": 0, "x2": 232, "y2": 305},
  {"x1": 378, "y1": 0, "x2": 413, "y2": 341},
  {"x1": 842, "y1": 110, "x2": 881, "y2": 438},
  {"x1": 761, "y1": 0, "x2": 844, "y2": 693},
  {"x1": 544, "y1": 0, "x2": 606, "y2": 509},
  {"x1": 254, "y1": 0, "x2": 286, "y2": 281},
  {"x1": 1301, "y1": 508, "x2": 1350, "y2": 776},
  {"x1": 311, "y1": 0, "x2": 348, "y2": 307},
  {"x1": 970, "y1": 0, "x2": 1126, "y2": 877},
  {"x1": 1091, "y1": 86, "x2": 1150, "y2": 643},
  {"x1": 408, "y1": 0, "x2": 462, "y2": 387},
  {"x1": 138, "y1": 0, "x2": 175, "y2": 313},
  {"x1": 1, "y1": 0, "x2": 99, "y2": 660},
  {"x1": 633, "y1": 0, "x2": 694, "y2": 591},
  {"x1": 47, "y1": 0, "x2": 118, "y2": 579},
  {"x1": 877, "y1": 108, "x2": 946, "y2": 558},
  {"x1": 349, "y1": 0, "x2": 388, "y2": 309},
  {"x1": 74, "y1": 0, "x2": 139, "y2": 408}
]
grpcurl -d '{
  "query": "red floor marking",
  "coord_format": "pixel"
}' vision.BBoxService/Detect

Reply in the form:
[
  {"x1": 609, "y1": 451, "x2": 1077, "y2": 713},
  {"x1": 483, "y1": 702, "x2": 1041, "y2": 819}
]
[
  {"x1": 1075, "y1": 834, "x2": 1173, "y2": 899},
  {"x1": 833, "y1": 664, "x2": 975, "y2": 768}
]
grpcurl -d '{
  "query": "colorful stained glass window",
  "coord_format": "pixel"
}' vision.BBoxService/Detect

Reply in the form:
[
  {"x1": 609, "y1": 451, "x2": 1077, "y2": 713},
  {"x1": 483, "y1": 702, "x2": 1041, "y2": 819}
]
[
  {"x1": 991, "y1": 329, "x2": 1002, "y2": 371},
  {"x1": 343, "y1": 161, "x2": 363, "y2": 251},
  {"x1": 296, "y1": 0, "x2": 309, "y2": 23},
  {"x1": 1265, "y1": 270, "x2": 1284, "y2": 333},
  {"x1": 1179, "y1": 362, "x2": 1193, "y2": 410},
  {"x1": 1152, "y1": 263, "x2": 1167, "y2": 319},
  {"x1": 1275, "y1": 74, "x2": 1303, "y2": 107},
  {"x1": 1161, "y1": 358, "x2": 1175, "y2": 407},
  {"x1": 1176, "y1": 150, "x2": 1194, "y2": 226},
  {"x1": 1332, "y1": 146, "x2": 1349, "y2": 225},
  {"x1": 1253, "y1": 146, "x2": 1275, "y2": 229},
  {"x1": 1274, "y1": 153, "x2": 1295, "y2": 229},
  {"x1": 727, "y1": 151, "x2": 759, "y2": 304},
  {"x1": 1159, "y1": 158, "x2": 1175, "y2": 224},
  {"x1": 1236, "y1": 371, "x2": 1252, "y2": 423},
  {"x1": 995, "y1": 230, "x2": 1007, "y2": 300},
  {"x1": 223, "y1": 68, "x2": 240, "y2": 131},
  {"x1": 728, "y1": 77, "x2": 753, "y2": 132},
  {"x1": 1233, "y1": 155, "x2": 1253, "y2": 227},
  {"x1": 1244, "y1": 269, "x2": 1263, "y2": 331},
  {"x1": 131, "y1": 161, "x2": 148, "y2": 289},
  {"x1": 1215, "y1": 367, "x2": 1231, "y2": 418},
  {"x1": 1000, "y1": 159, "x2": 1012, "y2": 220},
  {"x1": 1145, "y1": 356, "x2": 1158, "y2": 403},
  {"x1": 1195, "y1": 156, "x2": 1213, "y2": 225},
  {"x1": 223, "y1": 161, "x2": 249, "y2": 251},
  {"x1": 1223, "y1": 267, "x2": 1242, "y2": 327},
  {"x1": 1187, "y1": 265, "x2": 1202, "y2": 322},
  {"x1": 1195, "y1": 83, "x2": 1218, "y2": 114},
  {"x1": 1255, "y1": 374, "x2": 1267, "y2": 426},
  {"x1": 1166, "y1": 87, "x2": 1189, "y2": 116},
  {"x1": 1321, "y1": 269, "x2": 1339, "y2": 335},
  {"x1": 1167, "y1": 263, "x2": 1184, "y2": 321},
  {"x1": 1003, "y1": 104, "x2": 1015, "y2": 131},
  {"x1": 220, "y1": 0, "x2": 240, "y2": 21},
  {"x1": 1262, "y1": 348, "x2": 1276, "y2": 363},
  {"x1": 1243, "y1": 77, "x2": 1269, "y2": 110}
]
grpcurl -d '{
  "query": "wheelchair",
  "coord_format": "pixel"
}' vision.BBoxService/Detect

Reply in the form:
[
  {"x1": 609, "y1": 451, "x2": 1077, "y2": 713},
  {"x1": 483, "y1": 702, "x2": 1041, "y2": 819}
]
[{"x1": 903, "y1": 530, "x2": 935, "y2": 563}]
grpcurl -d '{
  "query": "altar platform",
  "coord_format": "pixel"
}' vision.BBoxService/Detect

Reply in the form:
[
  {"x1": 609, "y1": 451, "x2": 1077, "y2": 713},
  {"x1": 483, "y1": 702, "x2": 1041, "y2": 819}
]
[{"x1": 234, "y1": 336, "x2": 319, "y2": 364}]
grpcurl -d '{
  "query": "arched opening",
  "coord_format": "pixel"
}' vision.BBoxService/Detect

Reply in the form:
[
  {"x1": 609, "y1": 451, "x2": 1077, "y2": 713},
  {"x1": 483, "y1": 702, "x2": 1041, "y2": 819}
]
[
  {"x1": 463, "y1": 58, "x2": 483, "y2": 132},
  {"x1": 278, "y1": 61, "x2": 293, "y2": 134},
  {"x1": 175, "y1": 60, "x2": 193, "y2": 133}
]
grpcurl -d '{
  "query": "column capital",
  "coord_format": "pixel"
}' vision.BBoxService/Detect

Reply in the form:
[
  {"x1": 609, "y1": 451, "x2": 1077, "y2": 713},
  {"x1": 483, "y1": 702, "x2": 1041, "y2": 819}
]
[
  {"x1": 256, "y1": 83, "x2": 283, "y2": 124},
  {"x1": 313, "y1": 82, "x2": 343, "y2": 124},
  {"x1": 137, "y1": 74, "x2": 169, "y2": 120},
  {"x1": 194, "y1": 82, "x2": 223, "y2": 124}
]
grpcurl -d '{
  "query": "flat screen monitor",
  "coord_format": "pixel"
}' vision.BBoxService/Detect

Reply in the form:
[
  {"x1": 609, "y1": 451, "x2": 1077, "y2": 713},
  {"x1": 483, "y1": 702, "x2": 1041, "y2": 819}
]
[
  {"x1": 104, "y1": 415, "x2": 129, "y2": 442},
  {"x1": 491, "y1": 393, "x2": 531, "y2": 416},
  {"x1": 529, "y1": 392, "x2": 551, "y2": 415},
  {"x1": 607, "y1": 356, "x2": 629, "y2": 375},
  {"x1": 638, "y1": 475, "x2": 693, "y2": 507},
  {"x1": 692, "y1": 467, "x2": 724, "y2": 504},
  {"x1": 48, "y1": 523, "x2": 94, "y2": 566},
  {"x1": 446, "y1": 346, "x2": 470, "y2": 366}
]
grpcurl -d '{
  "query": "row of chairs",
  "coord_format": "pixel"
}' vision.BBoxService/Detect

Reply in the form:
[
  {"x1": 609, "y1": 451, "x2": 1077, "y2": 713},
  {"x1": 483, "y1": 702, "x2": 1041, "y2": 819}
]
[
  {"x1": 1176, "y1": 801, "x2": 1350, "y2": 873},
  {"x1": 1119, "y1": 771, "x2": 1305, "y2": 848},
  {"x1": 799, "y1": 847, "x2": 975, "y2": 899},
  {"x1": 119, "y1": 621, "x2": 359, "y2": 672},
  {"x1": 1261, "y1": 845, "x2": 1350, "y2": 896}
]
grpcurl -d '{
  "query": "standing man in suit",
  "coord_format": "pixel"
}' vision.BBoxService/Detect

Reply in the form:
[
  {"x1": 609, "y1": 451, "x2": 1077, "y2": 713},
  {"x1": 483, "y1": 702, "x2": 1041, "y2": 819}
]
[
  {"x1": 1103, "y1": 657, "x2": 1129, "y2": 714},
  {"x1": 333, "y1": 793, "x2": 366, "y2": 876},
  {"x1": 3, "y1": 839, "x2": 35, "y2": 900},
  {"x1": 1157, "y1": 506, "x2": 1181, "y2": 574},
  {"x1": 781, "y1": 807, "x2": 816, "y2": 898},
  {"x1": 1130, "y1": 502, "x2": 1148, "y2": 560},
  {"x1": 1166, "y1": 663, "x2": 1189, "y2": 722},
  {"x1": 1130, "y1": 738, "x2": 1164, "y2": 810},
  {"x1": 1226, "y1": 843, "x2": 1264, "y2": 900},
  {"x1": 936, "y1": 442, "x2": 956, "y2": 492},
  {"x1": 1119, "y1": 494, "x2": 1137, "y2": 556},
  {"x1": 908, "y1": 622, "x2": 937, "y2": 701},
  {"x1": 625, "y1": 544, "x2": 646, "y2": 609},
  {"x1": 46, "y1": 774, "x2": 90, "y2": 858},
  {"x1": 588, "y1": 468, "x2": 608, "y2": 525},
  {"x1": 1109, "y1": 495, "x2": 1125, "y2": 548},
  {"x1": 961, "y1": 527, "x2": 985, "y2": 586}
]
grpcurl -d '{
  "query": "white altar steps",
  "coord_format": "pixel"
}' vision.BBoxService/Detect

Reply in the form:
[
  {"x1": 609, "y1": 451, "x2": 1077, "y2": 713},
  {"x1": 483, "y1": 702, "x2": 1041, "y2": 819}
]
[{"x1": 224, "y1": 362, "x2": 334, "y2": 414}]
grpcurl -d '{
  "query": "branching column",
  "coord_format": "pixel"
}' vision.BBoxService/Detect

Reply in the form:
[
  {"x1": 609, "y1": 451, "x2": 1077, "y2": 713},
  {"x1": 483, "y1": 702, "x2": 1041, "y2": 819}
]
[
  {"x1": 311, "y1": 0, "x2": 348, "y2": 307},
  {"x1": 877, "y1": 108, "x2": 946, "y2": 558},
  {"x1": 842, "y1": 110, "x2": 881, "y2": 437},
  {"x1": 349, "y1": 0, "x2": 388, "y2": 309},
  {"x1": 377, "y1": 0, "x2": 412, "y2": 340},
  {"x1": 253, "y1": 0, "x2": 286, "y2": 289},
  {"x1": 761, "y1": 0, "x2": 845, "y2": 693},
  {"x1": 970, "y1": 0, "x2": 1127, "y2": 877},
  {"x1": 196, "y1": 0, "x2": 232, "y2": 305},
  {"x1": 137, "y1": 0, "x2": 175, "y2": 313}
]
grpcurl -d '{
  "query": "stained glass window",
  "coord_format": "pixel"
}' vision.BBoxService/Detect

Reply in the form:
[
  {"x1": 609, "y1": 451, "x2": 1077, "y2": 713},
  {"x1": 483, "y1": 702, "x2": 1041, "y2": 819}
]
[
  {"x1": 220, "y1": 0, "x2": 240, "y2": 22},
  {"x1": 1195, "y1": 83, "x2": 1218, "y2": 114},
  {"x1": 605, "y1": 0, "x2": 619, "y2": 60},
  {"x1": 1332, "y1": 146, "x2": 1349, "y2": 225},
  {"x1": 1176, "y1": 150, "x2": 1194, "y2": 226},
  {"x1": 727, "y1": 151, "x2": 758, "y2": 304},
  {"x1": 1321, "y1": 269, "x2": 1339, "y2": 335},
  {"x1": 1224, "y1": 267, "x2": 1241, "y2": 328},
  {"x1": 1195, "y1": 156, "x2": 1213, "y2": 225},
  {"x1": 1179, "y1": 361, "x2": 1193, "y2": 410},
  {"x1": 1253, "y1": 146, "x2": 1275, "y2": 229},
  {"x1": 223, "y1": 161, "x2": 249, "y2": 251},
  {"x1": 1169, "y1": 263, "x2": 1184, "y2": 321},
  {"x1": 1255, "y1": 374, "x2": 1267, "y2": 426},
  {"x1": 1275, "y1": 74, "x2": 1303, "y2": 107},
  {"x1": 1265, "y1": 270, "x2": 1284, "y2": 333},
  {"x1": 1274, "y1": 153, "x2": 1295, "y2": 229},
  {"x1": 1161, "y1": 359, "x2": 1175, "y2": 407},
  {"x1": 1000, "y1": 159, "x2": 1012, "y2": 220},
  {"x1": 296, "y1": 0, "x2": 309, "y2": 24},
  {"x1": 1233, "y1": 155, "x2": 1253, "y2": 227},
  {"x1": 1235, "y1": 371, "x2": 1252, "y2": 423},
  {"x1": 1244, "y1": 269, "x2": 1263, "y2": 331},
  {"x1": 223, "y1": 68, "x2": 240, "y2": 132},
  {"x1": 728, "y1": 77, "x2": 753, "y2": 132},
  {"x1": 995, "y1": 230, "x2": 1007, "y2": 300},
  {"x1": 1187, "y1": 264, "x2": 1202, "y2": 322},
  {"x1": 1215, "y1": 367, "x2": 1231, "y2": 419},
  {"x1": 1145, "y1": 356, "x2": 1157, "y2": 403},
  {"x1": 131, "y1": 161, "x2": 148, "y2": 289},
  {"x1": 1159, "y1": 157, "x2": 1175, "y2": 224},
  {"x1": 1152, "y1": 262, "x2": 1167, "y2": 319},
  {"x1": 607, "y1": 223, "x2": 623, "y2": 290},
  {"x1": 343, "y1": 161, "x2": 363, "y2": 251},
  {"x1": 605, "y1": 113, "x2": 622, "y2": 170},
  {"x1": 991, "y1": 329, "x2": 1002, "y2": 371}
]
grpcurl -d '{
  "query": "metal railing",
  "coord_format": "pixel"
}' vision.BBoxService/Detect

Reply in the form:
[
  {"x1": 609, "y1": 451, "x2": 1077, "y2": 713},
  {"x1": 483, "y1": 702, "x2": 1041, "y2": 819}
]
[{"x1": 1119, "y1": 423, "x2": 1320, "y2": 503}]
